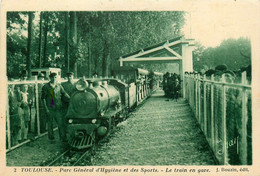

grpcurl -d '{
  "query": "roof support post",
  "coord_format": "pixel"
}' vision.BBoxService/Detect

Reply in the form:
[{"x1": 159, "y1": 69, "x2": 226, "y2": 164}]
[
  {"x1": 119, "y1": 57, "x2": 123, "y2": 66},
  {"x1": 182, "y1": 43, "x2": 194, "y2": 73}
]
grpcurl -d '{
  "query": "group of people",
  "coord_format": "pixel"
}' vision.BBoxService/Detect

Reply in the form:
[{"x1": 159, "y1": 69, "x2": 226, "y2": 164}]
[
  {"x1": 8, "y1": 84, "x2": 32, "y2": 145},
  {"x1": 8, "y1": 72, "x2": 76, "y2": 146},
  {"x1": 41, "y1": 72, "x2": 76, "y2": 142},
  {"x1": 186, "y1": 64, "x2": 252, "y2": 84},
  {"x1": 162, "y1": 72, "x2": 181, "y2": 101}
]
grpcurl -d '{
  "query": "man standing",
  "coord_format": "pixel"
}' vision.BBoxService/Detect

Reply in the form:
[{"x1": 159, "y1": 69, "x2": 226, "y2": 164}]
[
  {"x1": 9, "y1": 85, "x2": 21, "y2": 145},
  {"x1": 42, "y1": 73, "x2": 70, "y2": 142},
  {"x1": 61, "y1": 72, "x2": 76, "y2": 117},
  {"x1": 62, "y1": 72, "x2": 76, "y2": 106}
]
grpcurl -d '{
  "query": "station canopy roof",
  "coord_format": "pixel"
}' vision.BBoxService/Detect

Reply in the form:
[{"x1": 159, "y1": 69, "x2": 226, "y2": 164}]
[{"x1": 119, "y1": 36, "x2": 195, "y2": 64}]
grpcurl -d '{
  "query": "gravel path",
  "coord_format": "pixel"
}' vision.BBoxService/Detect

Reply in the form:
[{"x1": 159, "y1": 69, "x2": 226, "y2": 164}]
[
  {"x1": 91, "y1": 90, "x2": 216, "y2": 165},
  {"x1": 6, "y1": 130, "x2": 68, "y2": 166}
]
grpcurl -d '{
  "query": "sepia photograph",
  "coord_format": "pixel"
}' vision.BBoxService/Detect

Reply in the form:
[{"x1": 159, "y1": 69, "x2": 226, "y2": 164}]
[{"x1": 0, "y1": 0, "x2": 259, "y2": 175}]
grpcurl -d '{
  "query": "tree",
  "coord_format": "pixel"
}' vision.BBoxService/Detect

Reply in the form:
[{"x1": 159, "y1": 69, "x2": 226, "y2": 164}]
[
  {"x1": 64, "y1": 12, "x2": 70, "y2": 73},
  {"x1": 26, "y1": 12, "x2": 33, "y2": 79},
  {"x1": 7, "y1": 11, "x2": 186, "y2": 78},
  {"x1": 42, "y1": 12, "x2": 49, "y2": 67},
  {"x1": 7, "y1": 12, "x2": 27, "y2": 78},
  {"x1": 38, "y1": 12, "x2": 43, "y2": 68},
  {"x1": 193, "y1": 37, "x2": 251, "y2": 72},
  {"x1": 70, "y1": 12, "x2": 78, "y2": 76}
]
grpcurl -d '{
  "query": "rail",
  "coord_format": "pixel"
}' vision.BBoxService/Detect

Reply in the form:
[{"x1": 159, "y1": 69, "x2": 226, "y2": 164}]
[{"x1": 184, "y1": 72, "x2": 252, "y2": 165}]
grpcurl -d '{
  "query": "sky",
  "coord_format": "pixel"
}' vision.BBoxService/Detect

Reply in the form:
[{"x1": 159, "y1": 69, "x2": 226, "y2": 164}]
[{"x1": 182, "y1": 2, "x2": 259, "y2": 48}]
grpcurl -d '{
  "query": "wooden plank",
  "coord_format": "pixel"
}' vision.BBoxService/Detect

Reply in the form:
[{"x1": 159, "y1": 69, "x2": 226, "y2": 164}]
[
  {"x1": 192, "y1": 75, "x2": 196, "y2": 113},
  {"x1": 163, "y1": 45, "x2": 182, "y2": 59},
  {"x1": 179, "y1": 60, "x2": 184, "y2": 97},
  {"x1": 35, "y1": 77, "x2": 41, "y2": 136},
  {"x1": 8, "y1": 80, "x2": 49, "y2": 85},
  {"x1": 203, "y1": 75, "x2": 207, "y2": 136},
  {"x1": 190, "y1": 77, "x2": 193, "y2": 107},
  {"x1": 194, "y1": 78, "x2": 251, "y2": 89},
  {"x1": 121, "y1": 57, "x2": 180, "y2": 62},
  {"x1": 211, "y1": 75, "x2": 215, "y2": 151},
  {"x1": 221, "y1": 74, "x2": 227, "y2": 164},
  {"x1": 195, "y1": 74, "x2": 198, "y2": 120},
  {"x1": 6, "y1": 82, "x2": 11, "y2": 149},
  {"x1": 119, "y1": 57, "x2": 123, "y2": 66},
  {"x1": 198, "y1": 74, "x2": 201, "y2": 127},
  {"x1": 122, "y1": 40, "x2": 181, "y2": 59},
  {"x1": 241, "y1": 71, "x2": 248, "y2": 164}
]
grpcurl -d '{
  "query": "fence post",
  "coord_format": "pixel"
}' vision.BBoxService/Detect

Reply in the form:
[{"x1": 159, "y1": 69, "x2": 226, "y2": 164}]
[
  {"x1": 193, "y1": 74, "x2": 196, "y2": 113},
  {"x1": 203, "y1": 75, "x2": 207, "y2": 136},
  {"x1": 211, "y1": 75, "x2": 215, "y2": 151},
  {"x1": 195, "y1": 74, "x2": 198, "y2": 120},
  {"x1": 188, "y1": 76, "x2": 190, "y2": 101},
  {"x1": 189, "y1": 76, "x2": 192, "y2": 106},
  {"x1": 241, "y1": 71, "x2": 248, "y2": 164},
  {"x1": 189, "y1": 76, "x2": 191, "y2": 105},
  {"x1": 35, "y1": 76, "x2": 40, "y2": 136},
  {"x1": 190, "y1": 76, "x2": 193, "y2": 107},
  {"x1": 221, "y1": 74, "x2": 227, "y2": 165},
  {"x1": 6, "y1": 80, "x2": 11, "y2": 149},
  {"x1": 198, "y1": 74, "x2": 201, "y2": 126}
]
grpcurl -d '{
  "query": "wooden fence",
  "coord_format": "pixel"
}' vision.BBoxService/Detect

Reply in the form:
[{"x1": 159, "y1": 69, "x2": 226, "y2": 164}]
[
  {"x1": 6, "y1": 77, "x2": 66, "y2": 152},
  {"x1": 184, "y1": 73, "x2": 252, "y2": 165}
]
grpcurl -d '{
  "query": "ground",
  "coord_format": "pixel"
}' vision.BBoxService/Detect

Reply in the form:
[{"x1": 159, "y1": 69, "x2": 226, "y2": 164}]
[
  {"x1": 90, "y1": 91, "x2": 216, "y2": 165},
  {"x1": 6, "y1": 130, "x2": 67, "y2": 166},
  {"x1": 6, "y1": 90, "x2": 216, "y2": 166}
]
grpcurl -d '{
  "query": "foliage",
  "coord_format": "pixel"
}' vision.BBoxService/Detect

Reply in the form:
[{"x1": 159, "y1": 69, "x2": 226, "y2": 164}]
[
  {"x1": 193, "y1": 38, "x2": 251, "y2": 73},
  {"x1": 7, "y1": 11, "x2": 186, "y2": 78}
]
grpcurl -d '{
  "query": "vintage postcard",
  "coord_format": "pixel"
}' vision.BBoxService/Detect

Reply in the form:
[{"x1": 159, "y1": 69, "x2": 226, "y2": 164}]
[{"x1": 0, "y1": 0, "x2": 260, "y2": 175}]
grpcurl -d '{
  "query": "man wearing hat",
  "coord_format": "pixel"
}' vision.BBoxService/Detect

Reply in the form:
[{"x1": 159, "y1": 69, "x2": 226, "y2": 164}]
[
  {"x1": 41, "y1": 73, "x2": 70, "y2": 142},
  {"x1": 61, "y1": 72, "x2": 76, "y2": 117}
]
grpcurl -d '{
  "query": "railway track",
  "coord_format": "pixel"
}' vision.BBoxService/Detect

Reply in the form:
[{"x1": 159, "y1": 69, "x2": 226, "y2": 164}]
[
  {"x1": 44, "y1": 148, "x2": 93, "y2": 166},
  {"x1": 43, "y1": 134, "x2": 112, "y2": 166}
]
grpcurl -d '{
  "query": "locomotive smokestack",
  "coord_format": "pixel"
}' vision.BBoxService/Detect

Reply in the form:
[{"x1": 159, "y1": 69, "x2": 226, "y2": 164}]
[{"x1": 89, "y1": 82, "x2": 93, "y2": 88}]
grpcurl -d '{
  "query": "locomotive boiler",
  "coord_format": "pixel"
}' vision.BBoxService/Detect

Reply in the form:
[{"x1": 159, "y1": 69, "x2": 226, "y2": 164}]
[{"x1": 66, "y1": 78, "x2": 127, "y2": 149}]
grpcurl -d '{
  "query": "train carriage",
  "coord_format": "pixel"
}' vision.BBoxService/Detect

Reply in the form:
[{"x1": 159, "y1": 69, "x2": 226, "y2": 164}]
[{"x1": 112, "y1": 66, "x2": 150, "y2": 106}]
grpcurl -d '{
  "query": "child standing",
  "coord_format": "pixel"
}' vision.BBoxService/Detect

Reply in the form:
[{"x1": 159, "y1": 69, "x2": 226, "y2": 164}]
[{"x1": 17, "y1": 84, "x2": 30, "y2": 142}]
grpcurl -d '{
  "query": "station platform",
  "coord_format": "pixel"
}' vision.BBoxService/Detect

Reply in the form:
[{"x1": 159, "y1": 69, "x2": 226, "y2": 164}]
[
  {"x1": 6, "y1": 90, "x2": 216, "y2": 166},
  {"x1": 91, "y1": 90, "x2": 217, "y2": 165}
]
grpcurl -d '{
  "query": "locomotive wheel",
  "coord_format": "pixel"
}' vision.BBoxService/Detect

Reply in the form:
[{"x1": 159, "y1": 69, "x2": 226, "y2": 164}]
[
  {"x1": 107, "y1": 116, "x2": 115, "y2": 132},
  {"x1": 98, "y1": 117, "x2": 116, "y2": 137},
  {"x1": 110, "y1": 116, "x2": 116, "y2": 131},
  {"x1": 115, "y1": 108, "x2": 128, "y2": 124}
]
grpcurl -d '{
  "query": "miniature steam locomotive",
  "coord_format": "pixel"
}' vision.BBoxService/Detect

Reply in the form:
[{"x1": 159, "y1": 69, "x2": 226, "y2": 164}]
[{"x1": 66, "y1": 66, "x2": 162, "y2": 149}]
